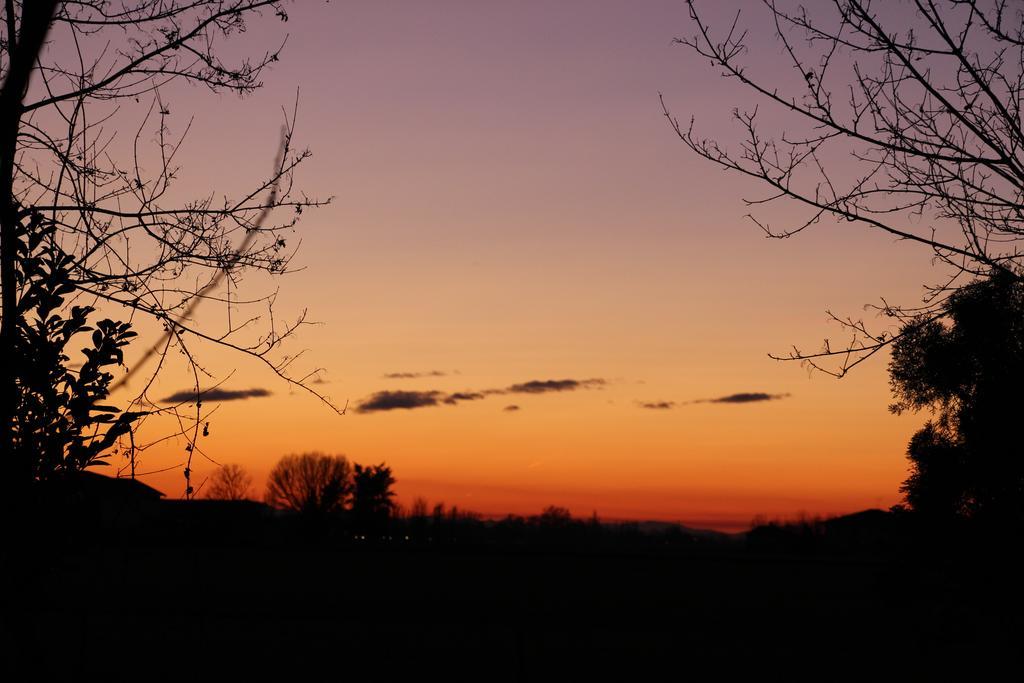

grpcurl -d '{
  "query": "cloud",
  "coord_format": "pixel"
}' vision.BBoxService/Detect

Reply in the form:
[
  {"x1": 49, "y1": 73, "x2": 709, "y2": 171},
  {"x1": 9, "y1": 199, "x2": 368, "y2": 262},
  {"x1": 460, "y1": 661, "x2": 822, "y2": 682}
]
[
  {"x1": 503, "y1": 404, "x2": 521, "y2": 412},
  {"x1": 632, "y1": 392, "x2": 790, "y2": 409},
  {"x1": 638, "y1": 401, "x2": 676, "y2": 410},
  {"x1": 444, "y1": 392, "x2": 486, "y2": 404},
  {"x1": 697, "y1": 392, "x2": 790, "y2": 404},
  {"x1": 355, "y1": 390, "x2": 444, "y2": 413},
  {"x1": 160, "y1": 387, "x2": 271, "y2": 403},
  {"x1": 504, "y1": 378, "x2": 605, "y2": 394},
  {"x1": 355, "y1": 376, "x2": 608, "y2": 414},
  {"x1": 382, "y1": 371, "x2": 448, "y2": 379}
]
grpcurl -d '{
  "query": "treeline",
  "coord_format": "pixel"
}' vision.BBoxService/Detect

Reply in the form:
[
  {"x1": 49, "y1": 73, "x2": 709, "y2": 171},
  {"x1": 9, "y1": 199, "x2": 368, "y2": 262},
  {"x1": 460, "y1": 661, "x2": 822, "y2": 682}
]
[
  {"x1": 746, "y1": 509, "x2": 900, "y2": 556},
  {"x1": 164, "y1": 498, "x2": 735, "y2": 552},
  {"x1": 381, "y1": 504, "x2": 731, "y2": 552},
  {"x1": 743, "y1": 506, "x2": 1024, "y2": 557},
  {"x1": 196, "y1": 454, "x2": 736, "y2": 551}
]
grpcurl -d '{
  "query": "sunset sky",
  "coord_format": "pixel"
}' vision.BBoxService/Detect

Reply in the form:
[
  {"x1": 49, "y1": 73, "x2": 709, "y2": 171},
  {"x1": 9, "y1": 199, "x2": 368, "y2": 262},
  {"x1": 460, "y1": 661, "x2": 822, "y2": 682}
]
[{"x1": 104, "y1": 1, "x2": 942, "y2": 531}]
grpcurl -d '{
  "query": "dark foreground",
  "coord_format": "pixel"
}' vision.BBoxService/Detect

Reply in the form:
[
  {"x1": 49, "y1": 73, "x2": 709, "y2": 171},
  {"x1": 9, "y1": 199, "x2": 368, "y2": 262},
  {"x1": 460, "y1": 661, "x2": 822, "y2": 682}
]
[{"x1": 7, "y1": 538, "x2": 1023, "y2": 681}]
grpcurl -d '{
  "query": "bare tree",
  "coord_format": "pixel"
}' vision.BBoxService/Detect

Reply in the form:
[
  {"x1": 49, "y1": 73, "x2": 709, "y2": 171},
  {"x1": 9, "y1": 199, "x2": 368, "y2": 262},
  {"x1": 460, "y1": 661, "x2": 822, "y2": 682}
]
[
  {"x1": 204, "y1": 463, "x2": 253, "y2": 501},
  {"x1": 264, "y1": 452, "x2": 351, "y2": 515},
  {"x1": 667, "y1": 0, "x2": 1024, "y2": 376},
  {"x1": 0, "y1": 1, "x2": 339, "y2": 504}
]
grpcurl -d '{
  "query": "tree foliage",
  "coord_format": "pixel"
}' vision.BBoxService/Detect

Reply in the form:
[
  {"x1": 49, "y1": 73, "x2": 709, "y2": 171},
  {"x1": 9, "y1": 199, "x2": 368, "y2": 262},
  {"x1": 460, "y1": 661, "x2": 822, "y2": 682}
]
[
  {"x1": 351, "y1": 463, "x2": 396, "y2": 529},
  {"x1": 14, "y1": 213, "x2": 143, "y2": 482},
  {"x1": 890, "y1": 271, "x2": 1024, "y2": 522},
  {"x1": 899, "y1": 423, "x2": 970, "y2": 519}
]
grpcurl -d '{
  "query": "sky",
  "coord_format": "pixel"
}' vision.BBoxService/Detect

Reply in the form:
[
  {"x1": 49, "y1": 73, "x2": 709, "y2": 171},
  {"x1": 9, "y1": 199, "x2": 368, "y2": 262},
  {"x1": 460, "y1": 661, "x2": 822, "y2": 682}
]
[{"x1": 92, "y1": 0, "x2": 945, "y2": 532}]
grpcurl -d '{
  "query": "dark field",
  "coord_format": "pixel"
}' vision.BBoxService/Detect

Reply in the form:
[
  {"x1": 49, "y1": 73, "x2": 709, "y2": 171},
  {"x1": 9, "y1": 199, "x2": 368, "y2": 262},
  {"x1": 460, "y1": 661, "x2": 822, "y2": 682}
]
[{"x1": 12, "y1": 540, "x2": 1023, "y2": 681}]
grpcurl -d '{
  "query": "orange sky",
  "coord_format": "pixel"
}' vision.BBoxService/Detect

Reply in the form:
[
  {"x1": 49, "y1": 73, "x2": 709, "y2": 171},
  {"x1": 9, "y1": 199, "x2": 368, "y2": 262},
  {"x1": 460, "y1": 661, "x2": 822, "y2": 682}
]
[{"x1": 94, "y1": 1, "x2": 943, "y2": 531}]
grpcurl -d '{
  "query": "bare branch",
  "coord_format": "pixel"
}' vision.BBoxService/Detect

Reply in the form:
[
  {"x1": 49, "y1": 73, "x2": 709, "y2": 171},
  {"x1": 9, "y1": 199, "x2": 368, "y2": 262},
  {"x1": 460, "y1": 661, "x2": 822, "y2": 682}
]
[{"x1": 671, "y1": 0, "x2": 1024, "y2": 374}]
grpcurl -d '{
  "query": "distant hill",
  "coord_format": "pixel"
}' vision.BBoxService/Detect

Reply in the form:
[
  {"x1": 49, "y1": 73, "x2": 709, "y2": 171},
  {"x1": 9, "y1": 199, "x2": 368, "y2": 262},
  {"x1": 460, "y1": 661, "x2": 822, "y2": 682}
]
[{"x1": 627, "y1": 519, "x2": 742, "y2": 541}]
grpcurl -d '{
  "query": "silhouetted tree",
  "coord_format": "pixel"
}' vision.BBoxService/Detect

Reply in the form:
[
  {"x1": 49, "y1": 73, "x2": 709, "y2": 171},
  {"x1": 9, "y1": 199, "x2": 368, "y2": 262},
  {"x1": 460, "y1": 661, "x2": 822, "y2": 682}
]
[
  {"x1": 670, "y1": 1, "x2": 1024, "y2": 376},
  {"x1": 900, "y1": 424, "x2": 969, "y2": 520},
  {"x1": 265, "y1": 452, "x2": 351, "y2": 516},
  {"x1": 204, "y1": 464, "x2": 254, "y2": 501},
  {"x1": 0, "y1": 1, "x2": 336, "y2": 510},
  {"x1": 537, "y1": 505, "x2": 572, "y2": 528},
  {"x1": 432, "y1": 502, "x2": 446, "y2": 543},
  {"x1": 408, "y1": 496, "x2": 429, "y2": 541},
  {"x1": 351, "y1": 462, "x2": 396, "y2": 534},
  {"x1": 890, "y1": 271, "x2": 1024, "y2": 523},
  {"x1": 410, "y1": 497, "x2": 429, "y2": 519}
]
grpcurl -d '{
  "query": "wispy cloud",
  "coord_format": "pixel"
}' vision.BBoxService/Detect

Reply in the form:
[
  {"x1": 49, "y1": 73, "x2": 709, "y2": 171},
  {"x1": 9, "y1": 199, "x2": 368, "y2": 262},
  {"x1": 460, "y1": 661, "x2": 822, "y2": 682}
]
[
  {"x1": 382, "y1": 371, "x2": 449, "y2": 379},
  {"x1": 503, "y1": 404, "x2": 521, "y2": 412},
  {"x1": 636, "y1": 392, "x2": 790, "y2": 409},
  {"x1": 505, "y1": 378, "x2": 605, "y2": 394},
  {"x1": 355, "y1": 390, "x2": 444, "y2": 413},
  {"x1": 161, "y1": 387, "x2": 271, "y2": 403},
  {"x1": 444, "y1": 392, "x2": 486, "y2": 404},
  {"x1": 638, "y1": 400, "x2": 676, "y2": 410},
  {"x1": 356, "y1": 377, "x2": 607, "y2": 414},
  {"x1": 696, "y1": 392, "x2": 790, "y2": 404}
]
